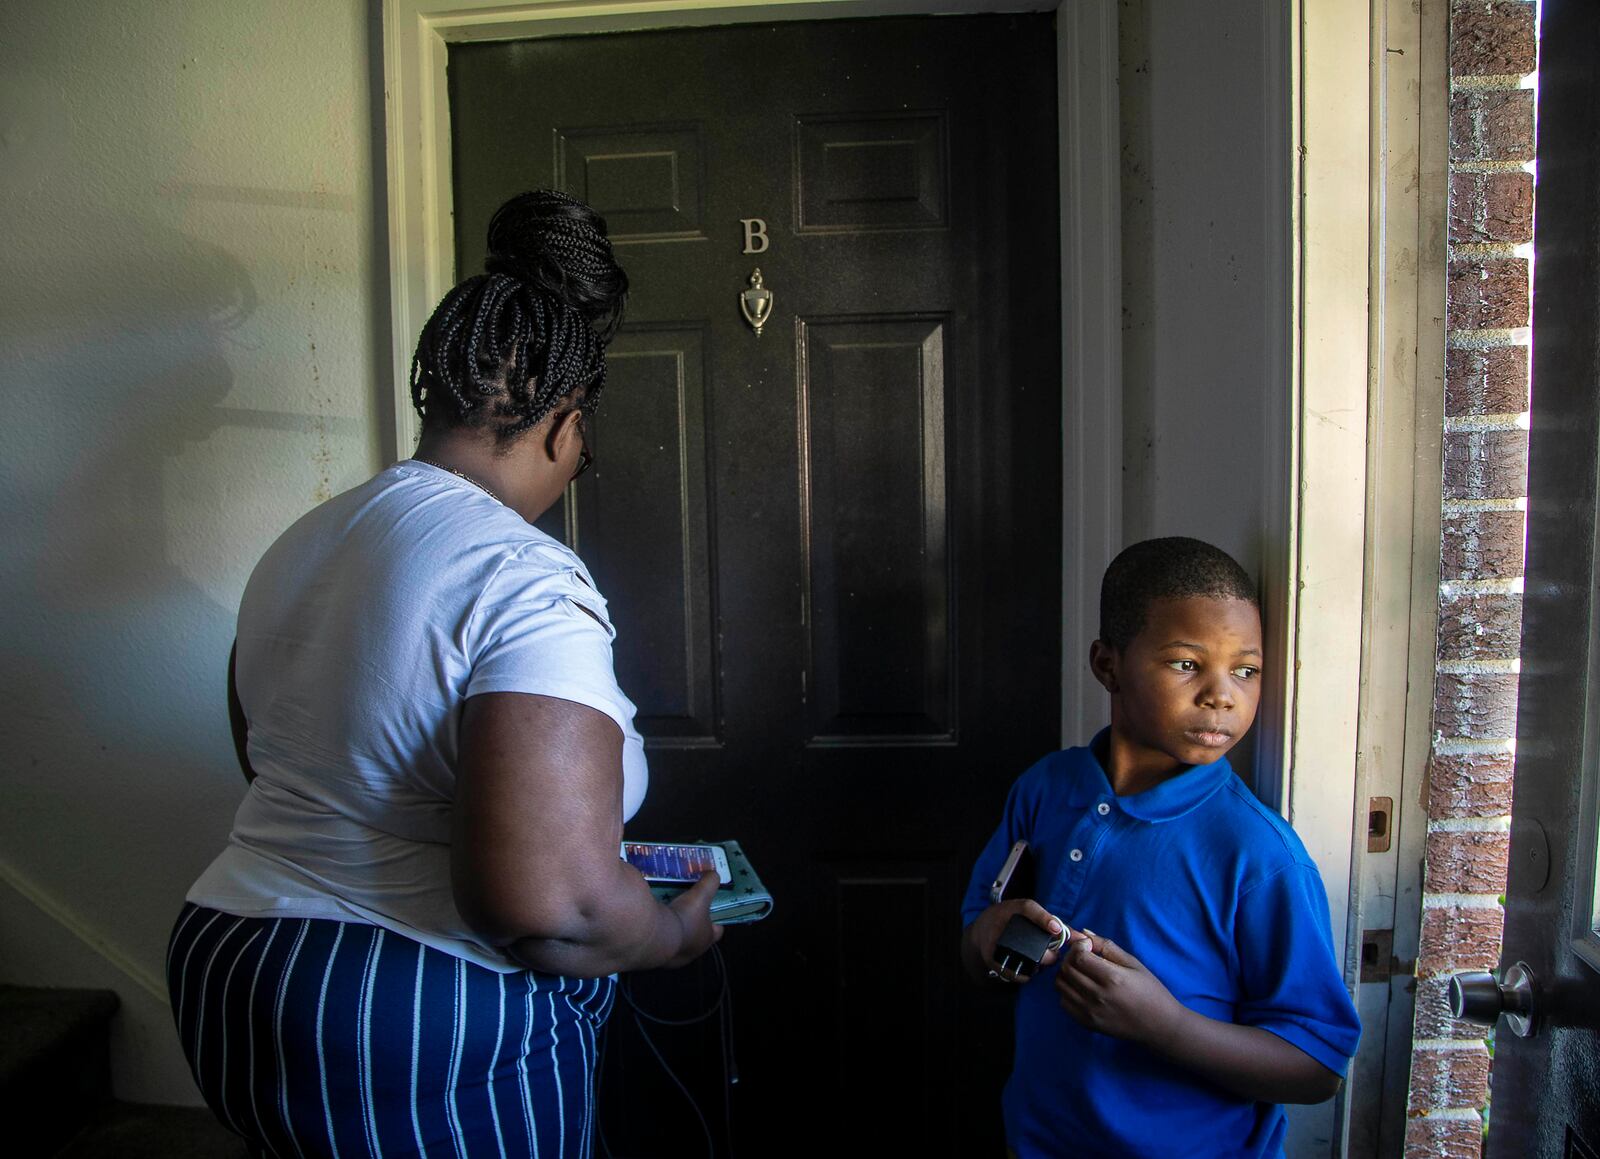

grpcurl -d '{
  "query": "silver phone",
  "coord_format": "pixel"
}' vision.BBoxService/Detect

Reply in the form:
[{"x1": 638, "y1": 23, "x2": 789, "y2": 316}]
[{"x1": 989, "y1": 839, "x2": 1031, "y2": 904}]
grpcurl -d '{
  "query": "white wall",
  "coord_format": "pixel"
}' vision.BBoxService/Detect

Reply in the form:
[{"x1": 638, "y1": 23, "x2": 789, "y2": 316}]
[
  {"x1": 1117, "y1": 0, "x2": 1291, "y2": 788},
  {"x1": 0, "y1": 0, "x2": 385, "y2": 1103},
  {"x1": 1119, "y1": 0, "x2": 1290, "y2": 567}
]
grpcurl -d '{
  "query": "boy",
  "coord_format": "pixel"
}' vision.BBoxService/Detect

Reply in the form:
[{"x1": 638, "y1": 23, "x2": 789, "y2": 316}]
[{"x1": 961, "y1": 538, "x2": 1360, "y2": 1158}]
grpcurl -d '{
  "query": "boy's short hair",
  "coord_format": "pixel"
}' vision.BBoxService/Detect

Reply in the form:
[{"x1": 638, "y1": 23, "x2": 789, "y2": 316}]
[{"x1": 1099, "y1": 537, "x2": 1259, "y2": 650}]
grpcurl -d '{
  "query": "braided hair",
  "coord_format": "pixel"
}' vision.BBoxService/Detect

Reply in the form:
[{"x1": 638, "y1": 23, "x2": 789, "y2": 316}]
[{"x1": 410, "y1": 190, "x2": 628, "y2": 440}]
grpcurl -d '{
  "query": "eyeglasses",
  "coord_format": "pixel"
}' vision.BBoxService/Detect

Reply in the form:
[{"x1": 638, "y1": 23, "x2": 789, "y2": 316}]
[{"x1": 571, "y1": 414, "x2": 594, "y2": 481}]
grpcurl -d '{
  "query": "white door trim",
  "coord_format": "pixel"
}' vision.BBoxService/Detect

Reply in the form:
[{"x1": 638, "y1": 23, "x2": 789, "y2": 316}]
[
  {"x1": 1285, "y1": 0, "x2": 1371, "y2": 962},
  {"x1": 380, "y1": 0, "x2": 1124, "y2": 740},
  {"x1": 1283, "y1": 0, "x2": 1410, "y2": 1152}
]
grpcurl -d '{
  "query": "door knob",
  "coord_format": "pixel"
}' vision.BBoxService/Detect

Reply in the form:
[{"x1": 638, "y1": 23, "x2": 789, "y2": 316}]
[{"x1": 1447, "y1": 960, "x2": 1538, "y2": 1038}]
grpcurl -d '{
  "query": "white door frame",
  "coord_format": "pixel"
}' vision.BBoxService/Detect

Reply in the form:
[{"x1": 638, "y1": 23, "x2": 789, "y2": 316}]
[
  {"x1": 380, "y1": 1, "x2": 1379, "y2": 1149},
  {"x1": 1279, "y1": 2, "x2": 1382, "y2": 1150}
]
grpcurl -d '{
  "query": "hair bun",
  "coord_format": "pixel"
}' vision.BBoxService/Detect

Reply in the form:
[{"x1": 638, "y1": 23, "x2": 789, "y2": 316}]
[{"x1": 483, "y1": 189, "x2": 628, "y2": 340}]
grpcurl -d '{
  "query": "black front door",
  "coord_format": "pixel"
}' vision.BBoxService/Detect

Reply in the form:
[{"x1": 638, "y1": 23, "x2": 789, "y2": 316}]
[
  {"x1": 1476, "y1": 1, "x2": 1600, "y2": 1154},
  {"x1": 450, "y1": 17, "x2": 1061, "y2": 1155}
]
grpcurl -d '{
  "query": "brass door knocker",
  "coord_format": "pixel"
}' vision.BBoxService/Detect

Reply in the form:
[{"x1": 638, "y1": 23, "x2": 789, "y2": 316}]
[{"x1": 739, "y1": 267, "x2": 773, "y2": 336}]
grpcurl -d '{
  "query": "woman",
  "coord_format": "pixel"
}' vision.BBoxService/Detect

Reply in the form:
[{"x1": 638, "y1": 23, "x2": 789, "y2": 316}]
[{"x1": 167, "y1": 189, "x2": 721, "y2": 1158}]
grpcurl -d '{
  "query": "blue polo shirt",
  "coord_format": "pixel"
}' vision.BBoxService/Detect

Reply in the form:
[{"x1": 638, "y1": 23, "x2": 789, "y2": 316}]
[{"x1": 962, "y1": 738, "x2": 1361, "y2": 1158}]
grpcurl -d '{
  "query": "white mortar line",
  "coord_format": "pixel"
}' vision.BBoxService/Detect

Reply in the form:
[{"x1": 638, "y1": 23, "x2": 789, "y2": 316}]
[
  {"x1": 1451, "y1": 159, "x2": 1535, "y2": 174},
  {"x1": 1422, "y1": 892, "x2": 1504, "y2": 908},
  {"x1": 0, "y1": 857, "x2": 168, "y2": 1006},
  {"x1": 1441, "y1": 497, "x2": 1526, "y2": 512},
  {"x1": 1451, "y1": 74, "x2": 1535, "y2": 91},
  {"x1": 1439, "y1": 578, "x2": 1524, "y2": 596},
  {"x1": 1444, "y1": 413, "x2": 1530, "y2": 433},
  {"x1": 1427, "y1": 815, "x2": 1513, "y2": 833},
  {"x1": 1451, "y1": 242, "x2": 1523, "y2": 260},
  {"x1": 1433, "y1": 737, "x2": 1517, "y2": 756},
  {"x1": 1447, "y1": 326, "x2": 1532, "y2": 347},
  {"x1": 1417, "y1": 1108, "x2": 1490, "y2": 1122},
  {"x1": 1412, "y1": 1038, "x2": 1490, "y2": 1051},
  {"x1": 1436, "y1": 657, "x2": 1520, "y2": 674}
]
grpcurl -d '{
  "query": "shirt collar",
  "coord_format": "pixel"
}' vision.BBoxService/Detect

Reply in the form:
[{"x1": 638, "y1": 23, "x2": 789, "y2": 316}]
[{"x1": 1065, "y1": 729, "x2": 1236, "y2": 823}]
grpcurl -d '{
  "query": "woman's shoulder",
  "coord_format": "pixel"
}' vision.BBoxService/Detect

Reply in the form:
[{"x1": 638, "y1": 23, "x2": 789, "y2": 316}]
[
  {"x1": 373, "y1": 463, "x2": 591, "y2": 573},
  {"x1": 496, "y1": 527, "x2": 596, "y2": 588},
  {"x1": 474, "y1": 525, "x2": 611, "y2": 626},
  {"x1": 258, "y1": 466, "x2": 596, "y2": 603}
]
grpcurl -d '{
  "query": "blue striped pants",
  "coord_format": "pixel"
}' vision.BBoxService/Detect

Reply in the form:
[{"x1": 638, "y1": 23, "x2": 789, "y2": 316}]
[{"x1": 167, "y1": 903, "x2": 615, "y2": 1158}]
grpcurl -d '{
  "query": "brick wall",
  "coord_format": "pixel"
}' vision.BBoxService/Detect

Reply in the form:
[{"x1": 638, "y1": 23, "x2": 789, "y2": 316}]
[{"x1": 1404, "y1": 2, "x2": 1537, "y2": 1154}]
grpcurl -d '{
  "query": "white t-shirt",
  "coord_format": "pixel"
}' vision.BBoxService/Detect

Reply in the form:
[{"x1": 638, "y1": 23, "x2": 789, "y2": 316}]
[{"x1": 188, "y1": 460, "x2": 647, "y2": 972}]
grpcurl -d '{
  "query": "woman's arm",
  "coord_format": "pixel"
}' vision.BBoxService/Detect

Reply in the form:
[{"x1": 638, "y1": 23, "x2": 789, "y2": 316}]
[
  {"x1": 451, "y1": 691, "x2": 721, "y2": 977},
  {"x1": 227, "y1": 641, "x2": 256, "y2": 783}
]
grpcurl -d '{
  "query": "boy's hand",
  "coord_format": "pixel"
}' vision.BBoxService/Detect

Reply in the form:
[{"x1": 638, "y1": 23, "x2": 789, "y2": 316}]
[
  {"x1": 1054, "y1": 931, "x2": 1182, "y2": 1043},
  {"x1": 965, "y1": 900, "x2": 1065, "y2": 984},
  {"x1": 1056, "y1": 932, "x2": 1345, "y2": 1105}
]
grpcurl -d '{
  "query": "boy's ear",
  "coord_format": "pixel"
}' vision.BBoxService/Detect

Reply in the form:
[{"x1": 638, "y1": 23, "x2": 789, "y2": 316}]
[{"x1": 1089, "y1": 639, "x2": 1119, "y2": 694}]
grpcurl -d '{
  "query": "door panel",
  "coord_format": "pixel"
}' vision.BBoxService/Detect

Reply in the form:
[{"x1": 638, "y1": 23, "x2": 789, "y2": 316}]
[
  {"x1": 579, "y1": 328, "x2": 719, "y2": 743},
  {"x1": 822, "y1": 856, "x2": 961, "y2": 1128},
  {"x1": 795, "y1": 112, "x2": 948, "y2": 232},
  {"x1": 558, "y1": 125, "x2": 708, "y2": 242},
  {"x1": 800, "y1": 314, "x2": 952, "y2": 742},
  {"x1": 450, "y1": 16, "x2": 1060, "y2": 1155}
]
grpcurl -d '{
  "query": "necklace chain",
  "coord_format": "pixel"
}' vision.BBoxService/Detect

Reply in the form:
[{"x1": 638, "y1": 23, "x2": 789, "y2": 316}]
[{"x1": 411, "y1": 457, "x2": 501, "y2": 504}]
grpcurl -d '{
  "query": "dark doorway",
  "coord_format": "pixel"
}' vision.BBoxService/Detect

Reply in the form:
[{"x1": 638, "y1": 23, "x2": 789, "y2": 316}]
[
  {"x1": 450, "y1": 15, "x2": 1061, "y2": 1155},
  {"x1": 1477, "y1": 0, "x2": 1600, "y2": 1154}
]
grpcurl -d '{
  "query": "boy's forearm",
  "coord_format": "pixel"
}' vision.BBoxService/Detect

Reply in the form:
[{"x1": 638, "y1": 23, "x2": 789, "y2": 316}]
[{"x1": 1148, "y1": 1005, "x2": 1342, "y2": 1105}]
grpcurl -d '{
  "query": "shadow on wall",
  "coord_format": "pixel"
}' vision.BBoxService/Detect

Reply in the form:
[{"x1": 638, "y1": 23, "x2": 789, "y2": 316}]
[
  {"x1": 0, "y1": 6, "x2": 387, "y2": 1092},
  {"x1": 0, "y1": 206, "x2": 265, "y2": 969}
]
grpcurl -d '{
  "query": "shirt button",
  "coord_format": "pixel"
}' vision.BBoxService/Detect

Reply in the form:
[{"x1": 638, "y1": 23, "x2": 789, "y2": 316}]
[
  {"x1": 1097, "y1": 802, "x2": 1111, "y2": 816},
  {"x1": 1069, "y1": 848, "x2": 1084, "y2": 862}
]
